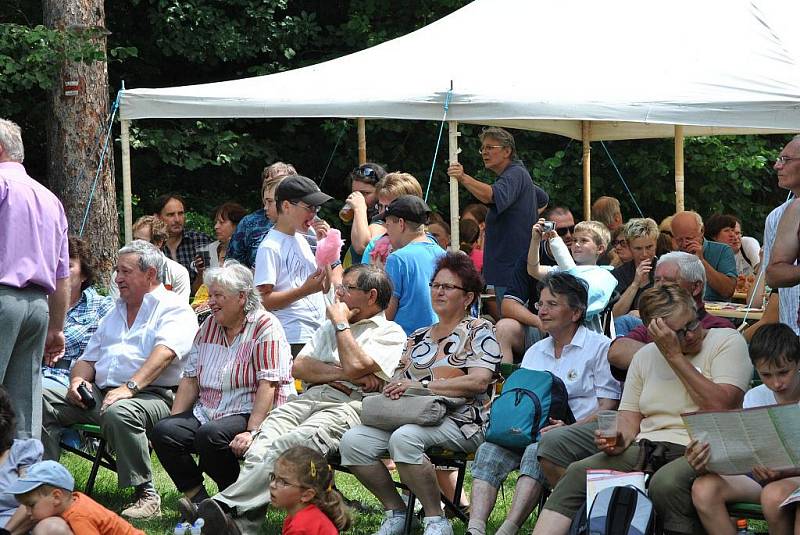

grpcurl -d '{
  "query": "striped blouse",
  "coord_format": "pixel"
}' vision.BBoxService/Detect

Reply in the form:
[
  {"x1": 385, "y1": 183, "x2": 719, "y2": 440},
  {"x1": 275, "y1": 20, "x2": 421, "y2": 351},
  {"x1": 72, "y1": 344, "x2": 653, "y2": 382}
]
[{"x1": 184, "y1": 308, "x2": 296, "y2": 424}]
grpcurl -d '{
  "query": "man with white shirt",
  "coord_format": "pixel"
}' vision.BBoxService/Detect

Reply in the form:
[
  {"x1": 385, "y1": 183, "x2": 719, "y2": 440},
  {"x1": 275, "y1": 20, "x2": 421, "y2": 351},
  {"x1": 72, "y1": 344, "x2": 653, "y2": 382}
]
[
  {"x1": 41, "y1": 240, "x2": 198, "y2": 519},
  {"x1": 107, "y1": 216, "x2": 191, "y2": 301}
]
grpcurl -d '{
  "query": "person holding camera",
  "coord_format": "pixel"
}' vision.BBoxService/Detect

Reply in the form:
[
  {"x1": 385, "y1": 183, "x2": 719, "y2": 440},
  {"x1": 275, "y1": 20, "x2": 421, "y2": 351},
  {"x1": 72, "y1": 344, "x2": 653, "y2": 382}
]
[{"x1": 41, "y1": 240, "x2": 198, "y2": 520}]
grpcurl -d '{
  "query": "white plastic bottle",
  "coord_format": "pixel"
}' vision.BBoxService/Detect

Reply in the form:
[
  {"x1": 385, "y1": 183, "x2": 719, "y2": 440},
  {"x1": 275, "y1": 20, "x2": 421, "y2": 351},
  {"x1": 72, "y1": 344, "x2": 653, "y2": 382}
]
[{"x1": 191, "y1": 518, "x2": 205, "y2": 535}]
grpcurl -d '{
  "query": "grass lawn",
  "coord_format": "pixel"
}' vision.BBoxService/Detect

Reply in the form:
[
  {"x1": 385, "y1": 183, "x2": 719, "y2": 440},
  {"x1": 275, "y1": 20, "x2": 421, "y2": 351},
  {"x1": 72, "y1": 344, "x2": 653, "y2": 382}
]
[{"x1": 61, "y1": 453, "x2": 539, "y2": 534}]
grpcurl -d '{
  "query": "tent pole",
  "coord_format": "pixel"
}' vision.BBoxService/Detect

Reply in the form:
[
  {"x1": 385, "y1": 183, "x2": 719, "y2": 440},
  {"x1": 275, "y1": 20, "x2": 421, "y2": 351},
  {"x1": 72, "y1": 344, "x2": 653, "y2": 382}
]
[
  {"x1": 448, "y1": 121, "x2": 460, "y2": 252},
  {"x1": 674, "y1": 125, "x2": 685, "y2": 213},
  {"x1": 120, "y1": 119, "x2": 133, "y2": 244},
  {"x1": 582, "y1": 121, "x2": 591, "y2": 220},
  {"x1": 357, "y1": 118, "x2": 367, "y2": 165}
]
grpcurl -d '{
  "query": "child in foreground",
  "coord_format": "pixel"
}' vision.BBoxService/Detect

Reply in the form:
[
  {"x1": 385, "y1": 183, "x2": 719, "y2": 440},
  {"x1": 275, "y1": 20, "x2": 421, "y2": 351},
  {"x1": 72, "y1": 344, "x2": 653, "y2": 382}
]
[
  {"x1": 8, "y1": 460, "x2": 144, "y2": 535},
  {"x1": 688, "y1": 324, "x2": 800, "y2": 535},
  {"x1": 272, "y1": 446, "x2": 351, "y2": 535}
]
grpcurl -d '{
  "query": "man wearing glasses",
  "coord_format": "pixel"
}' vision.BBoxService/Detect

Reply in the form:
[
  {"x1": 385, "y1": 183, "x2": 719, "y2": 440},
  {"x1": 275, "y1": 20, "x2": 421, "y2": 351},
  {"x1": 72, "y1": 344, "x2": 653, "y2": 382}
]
[
  {"x1": 765, "y1": 136, "x2": 800, "y2": 336},
  {"x1": 448, "y1": 127, "x2": 544, "y2": 313},
  {"x1": 254, "y1": 175, "x2": 334, "y2": 356}
]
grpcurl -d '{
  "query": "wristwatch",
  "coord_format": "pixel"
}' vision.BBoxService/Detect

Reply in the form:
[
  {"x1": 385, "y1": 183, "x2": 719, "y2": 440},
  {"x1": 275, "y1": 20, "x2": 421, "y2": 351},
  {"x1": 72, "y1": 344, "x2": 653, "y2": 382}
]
[
  {"x1": 334, "y1": 321, "x2": 350, "y2": 332},
  {"x1": 126, "y1": 380, "x2": 140, "y2": 394},
  {"x1": 421, "y1": 379, "x2": 431, "y2": 388}
]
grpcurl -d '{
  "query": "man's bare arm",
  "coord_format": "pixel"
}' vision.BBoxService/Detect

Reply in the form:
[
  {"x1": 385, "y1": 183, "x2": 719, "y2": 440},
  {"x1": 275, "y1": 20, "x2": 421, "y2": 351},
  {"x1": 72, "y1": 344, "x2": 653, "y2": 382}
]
[{"x1": 767, "y1": 198, "x2": 800, "y2": 288}]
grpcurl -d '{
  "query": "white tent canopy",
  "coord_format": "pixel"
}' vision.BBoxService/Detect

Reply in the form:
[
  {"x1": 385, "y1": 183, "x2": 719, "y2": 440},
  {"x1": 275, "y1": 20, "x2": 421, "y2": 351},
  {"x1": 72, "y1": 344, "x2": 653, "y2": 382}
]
[{"x1": 121, "y1": 0, "x2": 800, "y2": 140}]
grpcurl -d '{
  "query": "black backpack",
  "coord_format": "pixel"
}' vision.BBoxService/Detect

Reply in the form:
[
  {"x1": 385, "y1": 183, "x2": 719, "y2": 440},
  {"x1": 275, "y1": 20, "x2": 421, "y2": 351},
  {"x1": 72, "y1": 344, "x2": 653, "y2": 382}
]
[{"x1": 569, "y1": 485, "x2": 655, "y2": 535}]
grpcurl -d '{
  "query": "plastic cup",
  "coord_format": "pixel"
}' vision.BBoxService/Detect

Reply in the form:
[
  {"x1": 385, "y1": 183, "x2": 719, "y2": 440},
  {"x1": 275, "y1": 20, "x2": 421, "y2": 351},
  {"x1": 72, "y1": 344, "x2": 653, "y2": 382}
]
[
  {"x1": 339, "y1": 202, "x2": 354, "y2": 223},
  {"x1": 597, "y1": 410, "x2": 618, "y2": 446}
]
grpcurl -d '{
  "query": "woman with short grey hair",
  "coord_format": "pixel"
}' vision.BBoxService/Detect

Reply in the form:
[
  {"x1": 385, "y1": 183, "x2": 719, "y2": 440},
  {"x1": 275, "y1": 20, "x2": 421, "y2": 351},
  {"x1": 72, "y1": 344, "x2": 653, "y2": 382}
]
[{"x1": 151, "y1": 260, "x2": 295, "y2": 522}]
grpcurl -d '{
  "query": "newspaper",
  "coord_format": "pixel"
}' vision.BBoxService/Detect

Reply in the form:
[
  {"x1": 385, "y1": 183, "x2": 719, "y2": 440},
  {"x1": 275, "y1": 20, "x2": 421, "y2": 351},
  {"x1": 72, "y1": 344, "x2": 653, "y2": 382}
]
[{"x1": 682, "y1": 402, "x2": 800, "y2": 475}]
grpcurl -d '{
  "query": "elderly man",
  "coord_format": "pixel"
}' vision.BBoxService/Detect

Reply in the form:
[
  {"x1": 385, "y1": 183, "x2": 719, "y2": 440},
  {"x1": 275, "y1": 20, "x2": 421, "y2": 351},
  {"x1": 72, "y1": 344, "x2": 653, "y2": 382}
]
[
  {"x1": 671, "y1": 211, "x2": 737, "y2": 302},
  {"x1": 0, "y1": 118, "x2": 69, "y2": 438},
  {"x1": 447, "y1": 127, "x2": 542, "y2": 309},
  {"x1": 765, "y1": 137, "x2": 800, "y2": 334},
  {"x1": 41, "y1": 240, "x2": 198, "y2": 519},
  {"x1": 108, "y1": 216, "x2": 191, "y2": 300},
  {"x1": 154, "y1": 193, "x2": 211, "y2": 283},
  {"x1": 591, "y1": 196, "x2": 624, "y2": 232},
  {"x1": 196, "y1": 264, "x2": 406, "y2": 534}
]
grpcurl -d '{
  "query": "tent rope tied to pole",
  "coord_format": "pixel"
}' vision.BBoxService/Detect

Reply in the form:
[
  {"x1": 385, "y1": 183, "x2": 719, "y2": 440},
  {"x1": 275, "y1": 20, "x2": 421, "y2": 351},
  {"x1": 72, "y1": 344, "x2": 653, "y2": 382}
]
[
  {"x1": 599, "y1": 141, "x2": 644, "y2": 219},
  {"x1": 425, "y1": 84, "x2": 454, "y2": 203},
  {"x1": 317, "y1": 121, "x2": 349, "y2": 188},
  {"x1": 79, "y1": 88, "x2": 122, "y2": 237}
]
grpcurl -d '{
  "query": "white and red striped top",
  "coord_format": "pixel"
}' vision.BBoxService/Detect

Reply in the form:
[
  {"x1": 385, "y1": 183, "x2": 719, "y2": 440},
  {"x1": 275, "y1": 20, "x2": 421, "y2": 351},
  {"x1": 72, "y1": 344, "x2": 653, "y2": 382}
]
[{"x1": 184, "y1": 308, "x2": 296, "y2": 424}]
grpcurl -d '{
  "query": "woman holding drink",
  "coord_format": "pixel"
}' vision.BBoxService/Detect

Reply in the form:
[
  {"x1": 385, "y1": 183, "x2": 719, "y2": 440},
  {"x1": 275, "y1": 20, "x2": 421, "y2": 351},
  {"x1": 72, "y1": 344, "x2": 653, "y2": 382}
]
[
  {"x1": 531, "y1": 284, "x2": 753, "y2": 535},
  {"x1": 466, "y1": 272, "x2": 620, "y2": 535}
]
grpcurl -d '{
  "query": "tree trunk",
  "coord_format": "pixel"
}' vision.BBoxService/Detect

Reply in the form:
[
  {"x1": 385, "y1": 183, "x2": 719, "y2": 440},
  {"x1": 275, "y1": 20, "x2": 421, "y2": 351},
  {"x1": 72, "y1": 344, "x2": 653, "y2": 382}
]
[{"x1": 44, "y1": 0, "x2": 118, "y2": 287}]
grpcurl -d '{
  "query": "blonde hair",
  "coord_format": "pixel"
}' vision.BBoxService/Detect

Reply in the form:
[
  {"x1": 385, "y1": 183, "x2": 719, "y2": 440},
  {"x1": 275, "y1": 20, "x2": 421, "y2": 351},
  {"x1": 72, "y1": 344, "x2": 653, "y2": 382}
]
[
  {"x1": 132, "y1": 215, "x2": 168, "y2": 245},
  {"x1": 574, "y1": 220, "x2": 610, "y2": 249},
  {"x1": 276, "y1": 446, "x2": 351, "y2": 531},
  {"x1": 375, "y1": 172, "x2": 423, "y2": 199},
  {"x1": 623, "y1": 217, "x2": 659, "y2": 243},
  {"x1": 261, "y1": 162, "x2": 297, "y2": 197},
  {"x1": 638, "y1": 284, "x2": 696, "y2": 326}
]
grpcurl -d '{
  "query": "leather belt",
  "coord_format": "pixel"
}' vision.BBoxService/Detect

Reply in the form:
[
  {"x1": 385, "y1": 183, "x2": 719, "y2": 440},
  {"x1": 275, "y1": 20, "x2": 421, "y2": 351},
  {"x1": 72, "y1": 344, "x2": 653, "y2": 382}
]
[{"x1": 310, "y1": 381, "x2": 354, "y2": 397}]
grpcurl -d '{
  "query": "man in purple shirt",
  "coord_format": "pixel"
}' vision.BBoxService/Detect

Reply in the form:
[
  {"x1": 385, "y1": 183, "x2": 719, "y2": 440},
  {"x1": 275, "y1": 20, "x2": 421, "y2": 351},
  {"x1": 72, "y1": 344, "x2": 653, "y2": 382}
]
[
  {"x1": 607, "y1": 250, "x2": 734, "y2": 380},
  {"x1": 0, "y1": 118, "x2": 70, "y2": 438}
]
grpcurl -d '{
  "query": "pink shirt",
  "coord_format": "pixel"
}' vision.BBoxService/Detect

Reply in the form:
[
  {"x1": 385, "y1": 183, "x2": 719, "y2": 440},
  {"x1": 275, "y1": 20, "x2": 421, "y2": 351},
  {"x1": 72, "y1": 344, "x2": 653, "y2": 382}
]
[{"x1": 0, "y1": 162, "x2": 69, "y2": 293}]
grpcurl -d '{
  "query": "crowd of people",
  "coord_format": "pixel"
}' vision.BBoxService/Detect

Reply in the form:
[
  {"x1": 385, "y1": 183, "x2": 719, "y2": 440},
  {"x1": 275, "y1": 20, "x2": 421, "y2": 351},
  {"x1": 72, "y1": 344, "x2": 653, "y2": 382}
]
[{"x1": 3, "y1": 114, "x2": 800, "y2": 535}]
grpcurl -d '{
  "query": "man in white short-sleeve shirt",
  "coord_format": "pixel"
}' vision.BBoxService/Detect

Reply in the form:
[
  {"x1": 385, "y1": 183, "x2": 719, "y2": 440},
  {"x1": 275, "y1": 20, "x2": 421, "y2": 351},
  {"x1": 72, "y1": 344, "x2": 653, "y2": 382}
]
[
  {"x1": 198, "y1": 264, "x2": 407, "y2": 534},
  {"x1": 254, "y1": 175, "x2": 334, "y2": 355},
  {"x1": 42, "y1": 240, "x2": 198, "y2": 519}
]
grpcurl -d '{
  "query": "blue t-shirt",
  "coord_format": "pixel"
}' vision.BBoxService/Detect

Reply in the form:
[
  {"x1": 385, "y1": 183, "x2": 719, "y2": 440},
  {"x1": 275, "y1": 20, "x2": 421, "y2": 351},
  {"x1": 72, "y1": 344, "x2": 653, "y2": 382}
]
[
  {"x1": 484, "y1": 161, "x2": 543, "y2": 287},
  {"x1": 385, "y1": 240, "x2": 446, "y2": 335},
  {"x1": 227, "y1": 209, "x2": 273, "y2": 269},
  {"x1": 702, "y1": 239, "x2": 738, "y2": 302}
]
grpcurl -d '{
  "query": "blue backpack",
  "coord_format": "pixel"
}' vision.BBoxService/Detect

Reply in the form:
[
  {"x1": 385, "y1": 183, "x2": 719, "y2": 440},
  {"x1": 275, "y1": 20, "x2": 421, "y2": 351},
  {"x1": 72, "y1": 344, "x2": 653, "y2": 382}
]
[
  {"x1": 569, "y1": 485, "x2": 655, "y2": 535},
  {"x1": 485, "y1": 369, "x2": 575, "y2": 451}
]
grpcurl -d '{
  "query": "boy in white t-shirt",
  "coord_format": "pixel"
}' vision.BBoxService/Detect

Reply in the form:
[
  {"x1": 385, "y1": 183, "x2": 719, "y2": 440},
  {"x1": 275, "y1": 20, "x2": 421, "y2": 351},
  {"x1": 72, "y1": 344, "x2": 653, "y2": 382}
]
[
  {"x1": 689, "y1": 323, "x2": 800, "y2": 535},
  {"x1": 254, "y1": 175, "x2": 333, "y2": 356}
]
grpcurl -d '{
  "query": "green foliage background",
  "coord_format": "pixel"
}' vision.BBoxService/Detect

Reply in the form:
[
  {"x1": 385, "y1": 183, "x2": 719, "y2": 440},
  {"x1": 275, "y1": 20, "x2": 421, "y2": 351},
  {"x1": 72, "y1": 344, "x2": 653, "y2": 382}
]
[{"x1": 0, "y1": 0, "x2": 790, "y2": 241}]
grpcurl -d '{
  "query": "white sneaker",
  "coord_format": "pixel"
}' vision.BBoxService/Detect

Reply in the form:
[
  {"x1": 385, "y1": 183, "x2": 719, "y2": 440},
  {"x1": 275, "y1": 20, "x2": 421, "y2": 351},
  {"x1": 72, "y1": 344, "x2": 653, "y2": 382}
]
[
  {"x1": 423, "y1": 516, "x2": 454, "y2": 535},
  {"x1": 373, "y1": 511, "x2": 407, "y2": 535}
]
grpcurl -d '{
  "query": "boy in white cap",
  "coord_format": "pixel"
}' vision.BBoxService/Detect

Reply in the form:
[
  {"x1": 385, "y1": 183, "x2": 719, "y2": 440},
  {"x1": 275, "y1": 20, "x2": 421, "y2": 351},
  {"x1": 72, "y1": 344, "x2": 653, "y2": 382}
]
[{"x1": 8, "y1": 460, "x2": 144, "y2": 535}]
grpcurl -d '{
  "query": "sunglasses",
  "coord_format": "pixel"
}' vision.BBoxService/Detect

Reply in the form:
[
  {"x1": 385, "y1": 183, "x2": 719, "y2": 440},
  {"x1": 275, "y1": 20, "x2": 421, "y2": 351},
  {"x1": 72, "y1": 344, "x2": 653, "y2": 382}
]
[
  {"x1": 352, "y1": 165, "x2": 380, "y2": 184},
  {"x1": 555, "y1": 225, "x2": 575, "y2": 236}
]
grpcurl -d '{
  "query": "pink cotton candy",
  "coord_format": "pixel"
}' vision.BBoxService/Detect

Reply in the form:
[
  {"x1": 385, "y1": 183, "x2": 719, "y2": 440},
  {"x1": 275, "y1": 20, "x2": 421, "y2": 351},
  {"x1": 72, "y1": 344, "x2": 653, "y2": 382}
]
[{"x1": 316, "y1": 228, "x2": 344, "y2": 268}]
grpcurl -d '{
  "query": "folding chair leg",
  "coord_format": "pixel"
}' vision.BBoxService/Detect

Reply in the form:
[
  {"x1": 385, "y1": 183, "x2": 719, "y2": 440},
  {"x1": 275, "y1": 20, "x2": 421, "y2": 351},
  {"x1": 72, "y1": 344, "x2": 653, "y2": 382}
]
[
  {"x1": 404, "y1": 493, "x2": 417, "y2": 535},
  {"x1": 85, "y1": 438, "x2": 107, "y2": 497}
]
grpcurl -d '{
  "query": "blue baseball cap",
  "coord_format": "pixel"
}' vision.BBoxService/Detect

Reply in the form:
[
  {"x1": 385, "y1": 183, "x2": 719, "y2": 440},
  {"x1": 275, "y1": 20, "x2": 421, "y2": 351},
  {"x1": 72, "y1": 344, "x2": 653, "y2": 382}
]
[{"x1": 8, "y1": 460, "x2": 75, "y2": 494}]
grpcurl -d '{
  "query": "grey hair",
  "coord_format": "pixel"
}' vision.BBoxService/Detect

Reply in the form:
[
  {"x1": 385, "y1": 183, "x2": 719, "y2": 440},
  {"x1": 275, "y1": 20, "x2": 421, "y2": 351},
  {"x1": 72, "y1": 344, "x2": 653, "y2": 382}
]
[
  {"x1": 658, "y1": 251, "x2": 707, "y2": 290},
  {"x1": 204, "y1": 260, "x2": 262, "y2": 314},
  {"x1": 118, "y1": 240, "x2": 164, "y2": 282},
  {"x1": 479, "y1": 127, "x2": 517, "y2": 160},
  {"x1": 0, "y1": 119, "x2": 24, "y2": 162}
]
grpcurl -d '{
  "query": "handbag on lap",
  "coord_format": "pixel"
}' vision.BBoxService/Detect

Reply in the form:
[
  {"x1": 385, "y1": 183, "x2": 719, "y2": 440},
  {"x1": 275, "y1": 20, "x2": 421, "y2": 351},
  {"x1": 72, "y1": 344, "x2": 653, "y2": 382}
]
[{"x1": 360, "y1": 387, "x2": 466, "y2": 431}]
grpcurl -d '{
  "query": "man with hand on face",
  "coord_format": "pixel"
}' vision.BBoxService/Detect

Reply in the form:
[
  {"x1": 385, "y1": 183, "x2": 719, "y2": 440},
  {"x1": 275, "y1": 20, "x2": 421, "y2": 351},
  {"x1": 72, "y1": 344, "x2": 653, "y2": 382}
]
[
  {"x1": 196, "y1": 264, "x2": 407, "y2": 535},
  {"x1": 254, "y1": 175, "x2": 335, "y2": 357},
  {"x1": 671, "y1": 211, "x2": 736, "y2": 302},
  {"x1": 41, "y1": 240, "x2": 198, "y2": 520}
]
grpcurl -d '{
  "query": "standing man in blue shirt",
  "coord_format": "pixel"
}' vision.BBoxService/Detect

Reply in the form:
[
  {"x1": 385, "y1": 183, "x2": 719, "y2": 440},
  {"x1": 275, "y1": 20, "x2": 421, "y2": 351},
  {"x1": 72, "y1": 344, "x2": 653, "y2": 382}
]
[{"x1": 448, "y1": 127, "x2": 543, "y2": 314}]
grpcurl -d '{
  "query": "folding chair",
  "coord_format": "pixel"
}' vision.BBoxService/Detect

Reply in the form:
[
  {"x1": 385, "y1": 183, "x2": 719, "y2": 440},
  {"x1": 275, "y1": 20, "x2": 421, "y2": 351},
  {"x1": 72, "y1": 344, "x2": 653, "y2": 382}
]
[{"x1": 58, "y1": 423, "x2": 116, "y2": 496}]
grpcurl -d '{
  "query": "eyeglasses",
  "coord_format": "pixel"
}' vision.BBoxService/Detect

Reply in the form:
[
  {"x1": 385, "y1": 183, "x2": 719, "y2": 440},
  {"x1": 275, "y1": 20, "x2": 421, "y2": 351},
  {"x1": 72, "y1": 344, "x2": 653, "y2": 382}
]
[
  {"x1": 376, "y1": 202, "x2": 390, "y2": 213},
  {"x1": 675, "y1": 318, "x2": 701, "y2": 340},
  {"x1": 556, "y1": 225, "x2": 576, "y2": 236},
  {"x1": 611, "y1": 239, "x2": 627, "y2": 248},
  {"x1": 429, "y1": 282, "x2": 467, "y2": 293},
  {"x1": 335, "y1": 284, "x2": 364, "y2": 295},
  {"x1": 534, "y1": 300, "x2": 562, "y2": 311},
  {"x1": 268, "y1": 473, "x2": 302, "y2": 488},
  {"x1": 478, "y1": 144, "x2": 505, "y2": 154},
  {"x1": 289, "y1": 201, "x2": 320, "y2": 214},
  {"x1": 776, "y1": 156, "x2": 800, "y2": 165}
]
